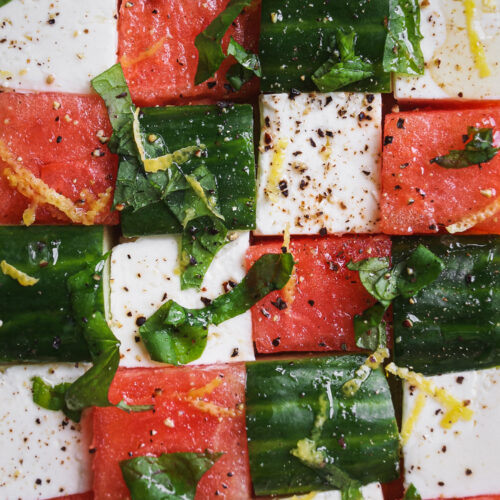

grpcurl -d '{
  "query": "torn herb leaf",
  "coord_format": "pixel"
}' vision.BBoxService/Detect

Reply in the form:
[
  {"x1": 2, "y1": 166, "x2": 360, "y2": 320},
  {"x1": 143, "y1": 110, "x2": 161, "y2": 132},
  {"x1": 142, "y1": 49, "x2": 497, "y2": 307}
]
[
  {"x1": 403, "y1": 484, "x2": 422, "y2": 500},
  {"x1": 194, "y1": 0, "x2": 252, "y2": 85},
  {"x1": 348, "y1": 245, "x2": 444, "y2": 349},
  {"x1": 0, "y1": 0, "x2": 14, "y2": 8},
  {"x1": 120, "y1": 452, "x2": 222, "y2": 500},
  {"x1": 226, "y1": 37, "x2": 261, "y2": 90},
  {"x1": 430, "y1": 127, "x2": 500, "y2": 168},
  {"x1": 312, "y1": 29, "x2": 375, "y2": 92},
  {"x1": 32, "y1": 376, "x2": 82, "y2": 423},
  {"x1": 140, "y1": 253, "x2": 294, "y2": 365},
  {"x1": 91, "y1": 63, "x2": 136, "y2": 157},
  {"x1": 383, "y1": 0, "x2": 424, "y2": 75}
]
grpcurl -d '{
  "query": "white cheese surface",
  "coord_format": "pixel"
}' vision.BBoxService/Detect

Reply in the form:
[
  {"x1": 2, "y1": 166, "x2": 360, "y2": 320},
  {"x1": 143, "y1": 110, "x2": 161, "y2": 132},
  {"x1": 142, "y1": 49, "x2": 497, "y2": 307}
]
[
  {"x1": 0, "y1": 363, "x2": 92, "y2": 499},
  {"x1": 402, "y1": 367, "x2": 500, "y2": 498},
  {"x1": 109, "y1": 232, "x2": 254, "y2": 367},
  {"x1": 0, "y1": 0, "x2": 118, "y2": 93},
  {"x1": 395, "y1": 0, "x2": 500, "y2": 100},
  {"x1": 282, "y1": 482, "x2": 383, "y2": 500},
  {"x1": 256, "y1": 92, "x2": 381, "y2": 235}
]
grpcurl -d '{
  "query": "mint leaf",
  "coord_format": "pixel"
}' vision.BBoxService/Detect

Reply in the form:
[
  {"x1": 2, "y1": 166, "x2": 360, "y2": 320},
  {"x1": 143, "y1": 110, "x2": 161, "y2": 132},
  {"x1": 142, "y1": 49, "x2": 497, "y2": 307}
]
[
  {"x1": 194, "y1": 0, "x2": 252, "y2": 85},
  {"x1": 353, "y1": 306, "x2": 388, "y2": 350},
  {"x1": 0, "y1": 0, "x2": 14, "y2": 7},
  {"x1": 383, "y1": 0, "x2": 424, "y2": 75},
  {"x1": 140, "y1": 253, "x2": 294, "y2": 364},
  {"x1": 120, "y1": 452, "x2": 222, "y2": 500},
  {"x1": 430, "y1": 127, "x2": 499, "y2": 168},
  {"x1": 312, "y1": 29, "x2": 375, "y2": 92}
]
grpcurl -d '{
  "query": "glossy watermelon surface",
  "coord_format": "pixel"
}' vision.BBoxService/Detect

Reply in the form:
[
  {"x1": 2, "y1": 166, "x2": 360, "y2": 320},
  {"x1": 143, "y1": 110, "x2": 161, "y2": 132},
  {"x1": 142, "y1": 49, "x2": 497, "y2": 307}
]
[
  {"x1": 92, "y1": 365, "x2": 251, "y2": 500},
  {"x1": 118, "y1": 0, "x2": 261, "y2": 106},
  {"x1": 246, "y1": 235, "x2": 392, "y2": 353},
  {"x1": 0, "y1": 92, "x2": 118, "y2": 225},
  {"x1": 381, "y1": 106, "x2": 500, "y2": 235}
]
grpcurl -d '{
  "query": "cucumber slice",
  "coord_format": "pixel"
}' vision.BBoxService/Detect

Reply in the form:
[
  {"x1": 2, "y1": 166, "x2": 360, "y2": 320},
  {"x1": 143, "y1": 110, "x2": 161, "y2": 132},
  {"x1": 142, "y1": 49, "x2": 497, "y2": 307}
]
[
  {"x1": 393, "y1": 235, "x2": 500, "y2": 375},
  {"x1": 0, "y1": 225, "x2": 106, "y2": 362},
  {"x1": 245, "y1": 356, "x2": 399, "y2": 496},
  {"x1": 121, "y1": 104, "x2": 256, "y2": 237},
  {"x1": 259, "y1": 0, "x2": 391, "y2": 93}
]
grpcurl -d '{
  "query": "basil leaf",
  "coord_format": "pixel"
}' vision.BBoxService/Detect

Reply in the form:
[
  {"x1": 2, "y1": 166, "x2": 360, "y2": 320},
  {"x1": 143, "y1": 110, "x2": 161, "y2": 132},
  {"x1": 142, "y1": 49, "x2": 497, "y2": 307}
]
[
  {"x1": 116, "y1": 400, "x2": 154, "y2": 413},
  {"x1": 194, "y1": 0, "x2": 252, "y2": 85},
  {"x1": 140, "y1": 253, "x2": 294, "y2": 364},
  {"x1": 383, "y1": 0, "x2": 424, "y2": 75},
  {"x1": 349, "y1": 245, "x2": 443, "y2": 350},
  {"x1": 312, "y1": 30, "x2": 375, "y2": 92},
  {"x1": 353, "y1": 306, "x2": 388, "y2": 350},
  {"x1": 180, "y1": 217, "x2": 228, "y2": 291},
  {"x1": 403, "y1": 484, "x2": 422, "y2": 500},
  {"x1": 430, "y1": 127, "x2": 500, "y2": 168},
  {"x1": 32, "y1": 377, "x2": 82, "y2": 423},
  {"x1": 64, "y1": 259, "x2": 121, "y2": 413},
  {"x1": 397, "y1": 244, "x2": 445, "y2": 298},
  {"x1": 120, "y1": 452, "x2": 222, "y2": 500},
  {"x1": 347, "y1": 258, "x2": 392, "y2": 305},
  {"x1": 225, "y1": 37, "x2": 261, "y2": 90},
  {"x1": 0, "y1": 0, "x2": 13, "y2": 7},
  {"x1": 91, "y1": 63, "x2": 137, "y2": 157}
]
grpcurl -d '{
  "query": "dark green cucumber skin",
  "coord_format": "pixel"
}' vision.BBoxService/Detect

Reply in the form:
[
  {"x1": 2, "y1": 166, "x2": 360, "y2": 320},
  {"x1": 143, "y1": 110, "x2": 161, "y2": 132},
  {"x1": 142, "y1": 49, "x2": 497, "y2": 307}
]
[
  {"x1": 245, "y1": 356, "x2": 400, "y2": 496},
  {"x1": 259, "y1": 0, "x2": 391, "y2": 93},
  {"x1": 393, "y1": 235, "x2": 500, "y2": 375},
  {"x1": 121, "y1": 104, "x2": 256, "y2": 237},
  {"x1": 0, "y1": 226, "x2": 104, "y2": 362}
]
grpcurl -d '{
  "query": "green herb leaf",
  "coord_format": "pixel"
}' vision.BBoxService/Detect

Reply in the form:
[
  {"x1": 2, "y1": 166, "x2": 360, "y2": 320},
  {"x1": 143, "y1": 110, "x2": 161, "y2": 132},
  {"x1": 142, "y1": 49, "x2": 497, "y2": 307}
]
[
  {"x1": 180, "y1": 217, "x2": 228, "y2": 291},
  {"x1": 140, "y1": 253, "x2": 294, "y2": 364},
  {"x1": 91, "y1": 63, "x2": 137, "y2": 157},
  {"x1": 0, "y1": 0, "x2": 13, "y2": 6},
  {"x1": 194, "y1": 0, "x2": 252, "y2": 85},
  {"x1": 120, "y1": 452, "x2": 222, "y2": 500},
  {"x1": 116, "y1": 400, "x2": 154, "y2": 413},
  {"x1": 64, "y1": 259, "x2": 121, "y2": 413},
  {"x1": 430, "y1": 127, "x2": 500, "y2": 168},
  {"x1": 312, "y1": 29, "x2": 375, "y2": 92},
  {"x1": 383, "y1": 0, "x2": 425, "y2": 75},
  {"x1": 403, "y1": 484, "x2": 422, "y2": 500},
  {"x1": 225, "y1": 37, "x2": 261, "y2": 90},
  {"x1": 353, "y1": 306, "x2": 388, "y2": 350},
  {"x1": 32, "y1": 377, "x2": 82, "y2": 423},
  {"x1": 349, "y1": 245, "x2": 443, "y2": 350},
  {"x1": 396, "y1": 244, "x2": 445, "y2": 298}
]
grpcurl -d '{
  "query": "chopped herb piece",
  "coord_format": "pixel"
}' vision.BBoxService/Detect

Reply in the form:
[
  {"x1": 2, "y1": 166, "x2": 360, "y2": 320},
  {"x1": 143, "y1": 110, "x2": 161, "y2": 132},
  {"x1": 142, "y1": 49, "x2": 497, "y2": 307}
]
[
  {"x1": 383, "y1": 0, "x2": 424, "y2": 75},
  {"x1": 312, "y1": 29, "x2": 375, "y2": 92},
  {"x1": 140, "y1": 253, "x2": 294, "y2": 365},
  {"x1": 0, "y1": 0, "x2": 13, "y2": 6},
  {"x1": 403, "y1": 484, "x2": 422, "y2": 500},
  {"x1": 32, "y1": 377, "x2": 81, "y2": 422},
  {"x1": 348, "y1": 245, "x2": 444, "y2": 348},
  {"x1": 430, "y1": 127, "x2": 499, "y2": 168},
  {"x1": 225, "y1": 37, "x2": 261, "y2": 90},
  {"x1": 120, "y1": 451, "x2": 222, "y2": 500},
  {"x1": 194, "y1": 0, "x2": 252, "y2": 85}
]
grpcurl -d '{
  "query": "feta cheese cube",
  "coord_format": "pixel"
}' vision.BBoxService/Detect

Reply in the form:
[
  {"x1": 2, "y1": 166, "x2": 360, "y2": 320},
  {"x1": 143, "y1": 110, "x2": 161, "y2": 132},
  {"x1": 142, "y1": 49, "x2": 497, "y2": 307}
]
[
  {"x1": 395, "y1": 0, "x2": 500, "y2": 100},
  {"x1": 0, "y1": 363, "x2": 92, "y2": 499},
  {"x1": 402, "y1": 367, "x2": 500, "y2": 498},
  {"x1": 256, "y1": 92, "x2": 382, "y2": 235},
  {"x1": 109, "y1": 232, "x2": 254, "y2": 367},
  {"x1": 0, "y1": 0, "x2": 118, "y2": 93}
]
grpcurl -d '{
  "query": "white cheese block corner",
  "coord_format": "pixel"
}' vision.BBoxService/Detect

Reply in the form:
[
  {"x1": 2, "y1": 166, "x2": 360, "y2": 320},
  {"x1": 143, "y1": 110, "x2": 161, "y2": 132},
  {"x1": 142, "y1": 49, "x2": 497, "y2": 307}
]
[
  {"x1": 402, "y1": 367, "x2": 500, "y2": 498},
  {"x1": 394, "y1": 0, "x2": 500, "y2": 100},
  {"x1": 0, "y1": 0, "x2": 118, "y2": 94},
  {"x1": 256, "y1": 92, "x2": 381, "y2": 235},
  {"x1": 110, "y1": 232, "x2": 254, "y2": 367},
  {"x1": 0, "y1": 363, "x2": 92, "y2": 499},
  {"x1": 282, "y1": 482, "x2": 383, "y2": 500}
]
